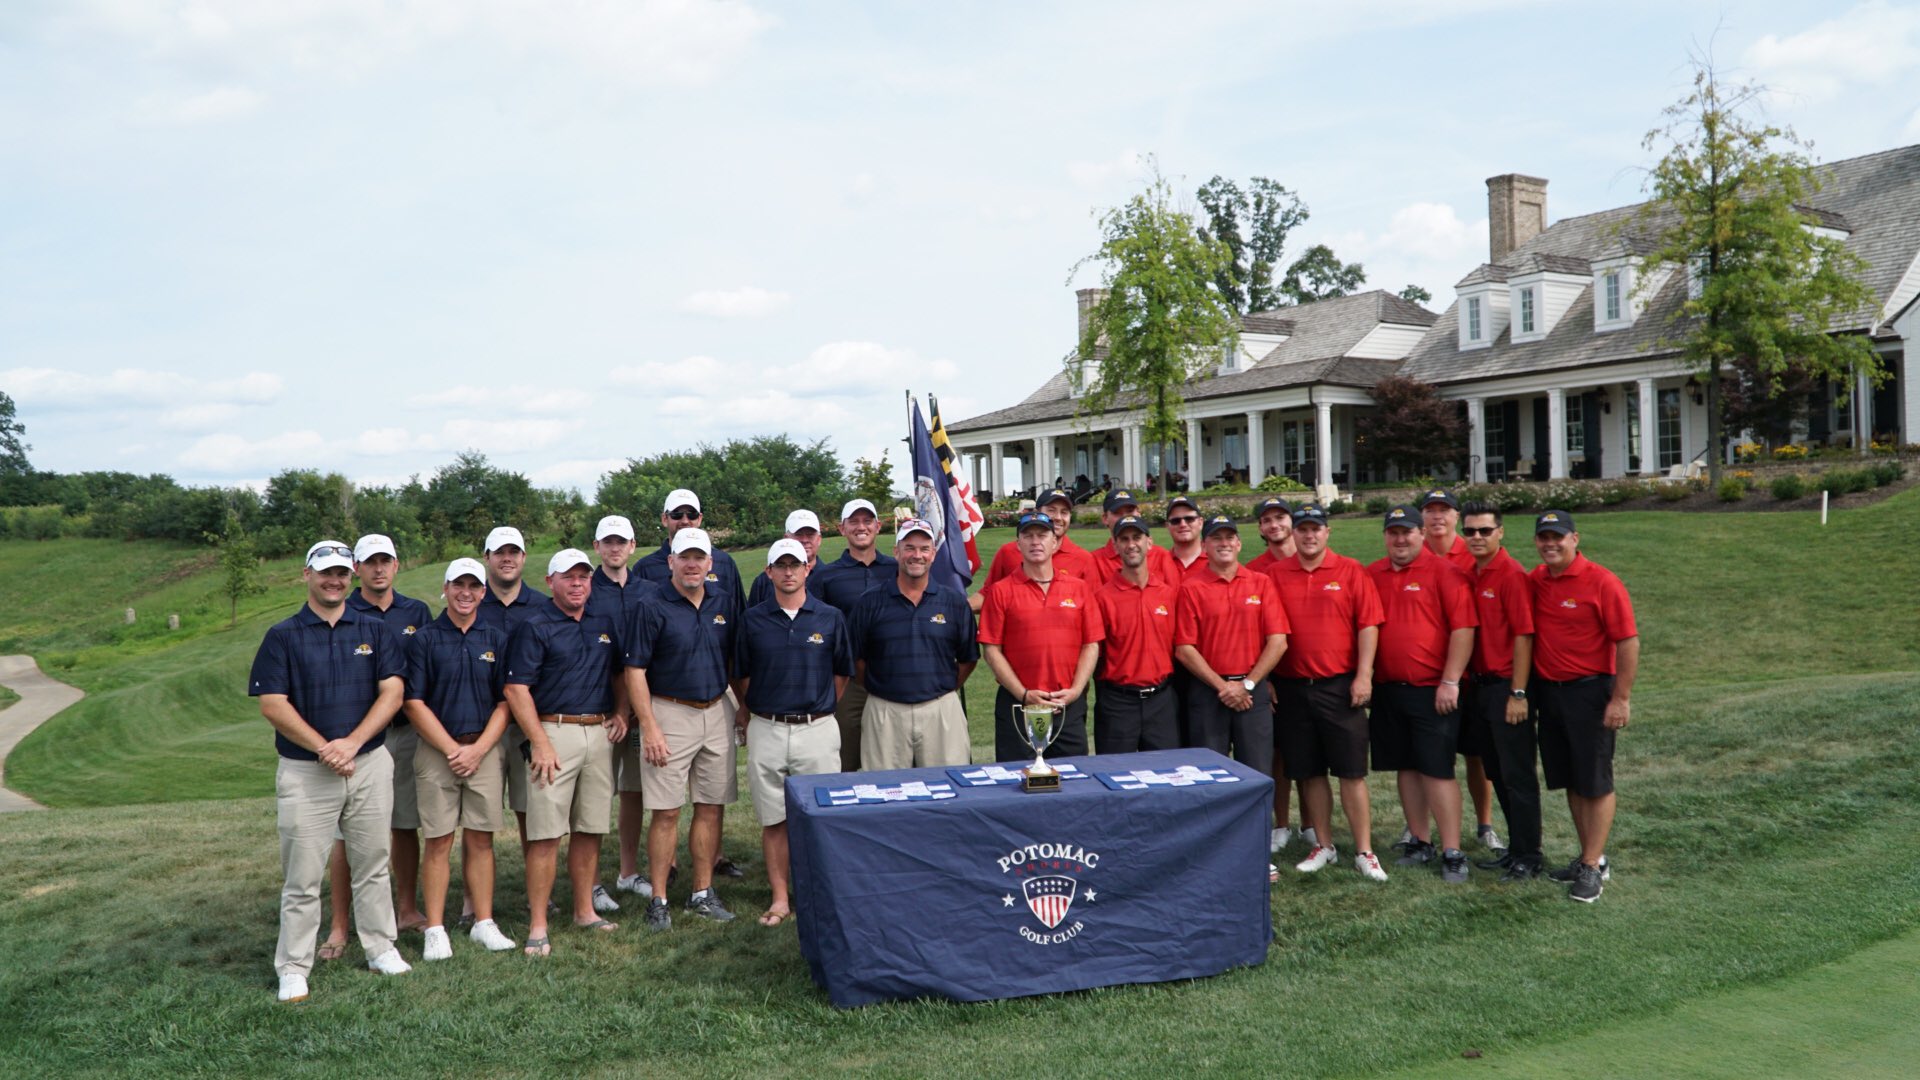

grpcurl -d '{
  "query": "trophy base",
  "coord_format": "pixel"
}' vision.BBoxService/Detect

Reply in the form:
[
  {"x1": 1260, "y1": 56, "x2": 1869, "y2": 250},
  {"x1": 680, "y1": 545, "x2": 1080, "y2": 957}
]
[{"x1": 1021, "y1": 767, "x2": 1061, "y2": 793}]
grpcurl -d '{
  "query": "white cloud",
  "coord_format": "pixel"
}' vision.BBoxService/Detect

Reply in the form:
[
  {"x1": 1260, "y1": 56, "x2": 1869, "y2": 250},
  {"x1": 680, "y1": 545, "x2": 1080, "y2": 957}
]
[
  {"x1": 529, "y1": 457, "x2": 628, "y2": 493},
  {"x1": 1068, "y1": 149, "x2": 1146, "y2": 188},
  {"x1": 1744, "y1": 1, "x2": 1920, "y2": 102},
  {"x1": 1372, "y1": 202, "x2": 1487, "y2": 263},
  {"x1": 678, "y1": 287, "x2": 792, "y2": 319},
  {"x1": 354, "y1": 427, "x2": 439, "y2": 456},
  {"x1": 139, "y1": 85, "x2": 265, "y2": 125},
  {"x1": 178, "y1": 430, "x2": 327, "y2": 471},
  {"x1": 407, "y1": 386, "x2": 493, "y2": 409},
  {"x1": 406, "y1": 385, "x2": 578, "y2": 414},
  {"x1": 658, "y1": 390, "x2": 855, "y2": 429},
  {"x1": 439, "y1": 417, "x2": 574, "y2": 452},
  {"x1": 766, "y1": 341, "x2": 957, "y2": 391},
  {"x1": 2, "y1": 367, "x2": 284, "y2": 409},
  {"x1": 607, "y1": 355, "x2": 740, "y2": 386},
  {"x1": 157, "y1": 402, "x2": 242, "y2": 432}
]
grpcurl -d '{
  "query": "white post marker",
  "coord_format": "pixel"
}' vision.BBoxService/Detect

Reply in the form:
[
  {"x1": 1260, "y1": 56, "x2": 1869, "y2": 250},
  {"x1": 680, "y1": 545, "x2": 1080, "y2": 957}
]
[{"x1": 1822, "y1": 490, "x2": 1829, "y2": 526}]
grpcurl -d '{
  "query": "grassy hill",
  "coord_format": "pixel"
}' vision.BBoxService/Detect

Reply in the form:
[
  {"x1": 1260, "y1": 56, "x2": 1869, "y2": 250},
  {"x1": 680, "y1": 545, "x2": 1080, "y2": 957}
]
[{"x1": 1, "y1": 494, "x2": 1917, "y2": 1076}]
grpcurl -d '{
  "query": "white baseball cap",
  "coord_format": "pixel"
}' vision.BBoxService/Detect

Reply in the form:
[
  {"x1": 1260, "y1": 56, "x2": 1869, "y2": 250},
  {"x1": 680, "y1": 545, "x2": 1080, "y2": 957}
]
[
  {"x1": 444, "y1": 557, "x2": 487, "y2": 584},
  {"x1": 547, "y1": 548, "x2": 592, "y2": 576},
  {"x1": 305, "y1": 540, "x2": 355, "y2": 572},
  {"x1": 663, "y1": 489, "x2": 701, "y2": 514},
  {"x1": 595, "y1": 514, "x2": 635, "y2": 541},
  {"x1": 670, "y1": 527, "x2": 712, "y2": 555},
  {"x1": 767, "y1": 538, "x2": 807, "y2": 565},
  {"x1": 785, "y1": 509, "x2": 821, "y2": 534},
  {"x1": 484, "y1": 526, "x2": 526, "y2": 553},
  {"x1": 840, "y1": 498, "x2": 878, "y2": 520},
  {"x1": 353, "y1": 534, "x2": 397, "y2": 562},
  {"x1": 896, "y1": 518, "x2": 936, "y2": 542}
]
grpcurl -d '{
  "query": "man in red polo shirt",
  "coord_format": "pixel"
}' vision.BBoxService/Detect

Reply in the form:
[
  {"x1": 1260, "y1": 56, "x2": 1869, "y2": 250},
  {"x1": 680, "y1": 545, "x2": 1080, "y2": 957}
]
[
  {"x1": 1087, "y1": 489, "x2": 1179, "y2": 585},
  {"x1": 1459, "y1": 503, "x2": 1541, "y2": 880},
  {"x1": 1369, "y1": 505, "x2": 1478, "y2": 884},
  {"x1": 1163, "y1": 496, "x2": 1208, "y2": 579},
  {"x1": 1091, "y1": 516, "x2": 1180, "y2": 753},
  {"x1": 981, "y1": 487, "x2": 1099, "y2": 594},
  {"x1": 979, "y1": 510, "x2": 1104, "y2": 763},
  {"x1": 1421, "y1": 488, "x2": 1497, "y2": 852},
  {"x1": 1174, "y1": 517, "x2": 1288, "y2": 777},
  {"x1": 1244, "y1": 497, "x2": 1296, "y2": 576},
  {"x1": 1529, "y1": 510, "x2": 1638, "y2": 904},
  {"x1": 1267, "y1": 505, "x2": 1389, "y2": 882}
]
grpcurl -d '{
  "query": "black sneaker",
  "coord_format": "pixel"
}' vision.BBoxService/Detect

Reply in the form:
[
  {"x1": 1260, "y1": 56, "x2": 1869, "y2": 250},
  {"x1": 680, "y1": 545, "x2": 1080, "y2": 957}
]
[
  {"x1": 1500, "y1": 860, "x2": 1542, "y2": 882},
  {"x1": 684, "y1": 890, "x2": 736, "y2": 923},
  {"x1": 1548, "y1": 855, "x2": 1610, "y2": 883},
  {"x1": 1569, "y1": 862, "x2": 1605, "y2": 903},
  {"x1": 1393, "y1": 839, "x2": 1436, "y2": 867},
  {"x1": 645, "y1": 898, "x2": 672, "y2": 932},
  {"x1": 1440, "y1": 849, "x2": 1469, "y2": 884},
  {"x1": 714, "y1": 857, "x2": 746, "y2": 880},
  {"x1": 1476, "y1": 852, "x2": 1516, "y2": 871}
]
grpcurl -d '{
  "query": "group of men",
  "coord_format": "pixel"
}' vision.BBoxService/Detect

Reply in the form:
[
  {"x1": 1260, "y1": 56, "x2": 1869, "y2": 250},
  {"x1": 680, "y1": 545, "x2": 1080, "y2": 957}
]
[{"x1": 253, "y1": 482, "x2": 1637, "y2": 1005}]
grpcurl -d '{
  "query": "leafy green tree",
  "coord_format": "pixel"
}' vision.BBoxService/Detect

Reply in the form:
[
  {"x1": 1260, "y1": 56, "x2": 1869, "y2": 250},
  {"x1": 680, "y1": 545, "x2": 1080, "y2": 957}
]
[
  {"x1": 417, "y1": 451, "x2": 543, "y2": 552},
  {"x1": 1196, "y1": 176, "x2": 1307, "y2": 314},
  {"x1": 848, "y1": 449, "x2": 897, "y2": 508},
  {"x1": 1637, "y1": 59, "x2": 1879, "y2": 484},
  {"x1": 1280, "y1": 244, "x2": 1367, "y2": 303},
  {"x1": 1355, "y1": 376, "x2": 1468, "y2": 478},
  {"x1": 210, "y1": 523, "x2": 267, "y2": 627},
  {"x1": 1399, "y1": 284, "x2": 1433, "y2": 305},
  {"x1": 597, "y1": 436, "x2": 847, "y2": 549},
  {"x1": 259, "y1": 469, "x2": 356, "y2": 555},
  {"x1": 1072, "y1": 167, "x2": 1241, "y2": 494},
  {"x1": 0, "y1": 391, "x2": 29, "y2": 475}
]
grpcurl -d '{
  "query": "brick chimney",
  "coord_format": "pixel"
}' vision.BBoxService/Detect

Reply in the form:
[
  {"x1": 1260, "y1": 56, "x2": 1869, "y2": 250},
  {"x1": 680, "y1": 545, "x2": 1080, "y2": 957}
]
[
  {"x1": 1486, "y1": 174, "x2": 1548, "y2": 262},
  {"x1": 1076, "y1": 287, "x2": 1108, "y2": 340}
]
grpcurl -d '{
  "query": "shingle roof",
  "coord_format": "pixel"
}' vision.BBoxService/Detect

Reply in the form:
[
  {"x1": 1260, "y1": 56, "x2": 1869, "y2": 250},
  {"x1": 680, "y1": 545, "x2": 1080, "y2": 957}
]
[{"x1": 947, "y1": 289, "x2": 1435, "y2": 435}]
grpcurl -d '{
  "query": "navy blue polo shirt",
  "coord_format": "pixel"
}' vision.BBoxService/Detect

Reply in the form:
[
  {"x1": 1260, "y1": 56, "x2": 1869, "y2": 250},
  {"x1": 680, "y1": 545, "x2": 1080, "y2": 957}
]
[
  {"x1": 848, "y1": 577, "x2": 978, "y2": 704},
  {"x1": 583, "y1": 564, "x2": 650, "y2": 626},
  {"x1": 625, "y1": 579, "x2": 736, "y2": 702},
  {"x1": 735, "y1": 595, "x2": 854, "y2": 716},
  {"x1": 347, "y1": 588, "x2": 434, "y2": 726},
  {"x1": 811, "y1": 548, "x2": 898, "y2": 614},
  {"x1": 504, "y1": 604, "x2": 622, "y2": 716},
  {"x1": 405, "y1": 612, "x2": 509, "y2": 740},
  {"x1": 634, "y1": 543, "x2": 745, "y2": 609},
  {"x1": 476, "y1": 584, "x2": 552, "y2": 636},
  {"x1": 249, "y1": 604, "x2": 405, "y2": 761}
]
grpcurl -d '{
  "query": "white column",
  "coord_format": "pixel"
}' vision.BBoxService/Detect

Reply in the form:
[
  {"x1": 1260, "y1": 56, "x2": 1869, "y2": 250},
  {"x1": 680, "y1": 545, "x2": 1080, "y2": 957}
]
[
  {"x1": 1465, "y1": 397, "x2": 1487, "y2": 483},
  {"x1": 1035, "y1": 435, "x2": 1056, "y2": 489},
  {"x1": 1119, "y1": 425, "x2": 1137, "y2": 485},
  {"x1": 1245, "y1": 410, "x2": 1266, "y2": 482},
  {"x1": 1855, "y1": 368, "x2": 1872, "y2": 449},
  {"x1": 1314, "y1": 401, "x2": 1334, "y2": 493},
  {"x1": 1547, "y1": 388, "x2": 1568, "y2": 479},
  {"x1": 989, "y1": 442, "x2": 1006, "y2": 499},
  {"x1": 1185, "y1": 418, "x2": 1204, "y2": 492},
  {"x1": 1637, "y1": 378, "x2": 1658, "y2": 475}
]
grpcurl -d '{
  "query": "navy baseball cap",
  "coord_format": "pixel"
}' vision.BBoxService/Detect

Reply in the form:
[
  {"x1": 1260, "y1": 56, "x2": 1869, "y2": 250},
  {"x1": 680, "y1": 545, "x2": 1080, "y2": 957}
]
[
  {"x1": 1016, "y1": 511, "x2": 1055, "y2": 532},
  {"x1": 1202, "y1": 515, "x2": 1239, "y2": 538},
  {"x1": 1534, "y1": 510, "x2": 1576, "y2": 535},
  {"x1": 1166, "y1": 495, "x2": 1200, "y2": 515},
  {"x1": 1420, "y1": 488, "x2": 1459, "y2": 510},
  {"x1": 1038, "y1": 488, "x2": 1074, "y2": 508},
  {"x1": 1110, "y1": 515, "x2": 1150, "y2": 538},
  {"x1": 1254, "y1": 496, "x2": 1293, "y2": 519},
  {"x1": 1383, "y1": 505, "x2": 1419, "y2": 530},
  {"x1": 1291, "y1": 504, "x2": 1329, "y2": 527},
  {"x1": 1103, "y1": 488, "x2": 1141, "y2": 514}
]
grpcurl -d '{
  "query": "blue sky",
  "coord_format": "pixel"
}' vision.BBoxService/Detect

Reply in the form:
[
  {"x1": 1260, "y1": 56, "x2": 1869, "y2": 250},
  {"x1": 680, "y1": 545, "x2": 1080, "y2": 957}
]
[{"x1": 4, "y1": 0, "x2": 1918, "y2": 495}]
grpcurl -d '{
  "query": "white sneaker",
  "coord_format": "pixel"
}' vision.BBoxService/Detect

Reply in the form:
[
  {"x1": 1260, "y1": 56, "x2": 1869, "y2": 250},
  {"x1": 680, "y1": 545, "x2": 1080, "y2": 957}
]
[
  {"x1": 592, "y1": 884, "x2": 621, "y2": 913},
  {"x1": 367, "y1": 949, "x2": 412, "y2": 976},
  {"x1": 277, "y1": 973, "x2": 309, "y2": 1003},
  {"x1": 1355, "y1": 851, "x2": 1389, "y2": 882},
  {"x1": 422, "y1": 926, "x2": 452, "y2": 962},
  {"x1": 1269, "y1": 826, "x2": 1291, "y2": 853},
  {"x1": 469, "y1": 919, "x2": 516, "y2": 952},
  {"x1": 1302, "y1": 826, "x2": 1319, "y2": 847},
  {"x1": 615, "y1": 873, "x2": 654, "y2": 899},
  {"x1": 1295, "y1": 844, "x2": 1338, "y2": 873}
]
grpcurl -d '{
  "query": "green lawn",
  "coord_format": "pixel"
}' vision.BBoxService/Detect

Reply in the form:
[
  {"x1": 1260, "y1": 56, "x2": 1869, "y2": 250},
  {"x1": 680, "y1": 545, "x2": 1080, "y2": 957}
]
[
  {"x1": 0, "y1": 685, "x2": 17, "y2": 712},
  {"x1": 1, "y1": 495, "x2": 1917, "y2": 1076}
]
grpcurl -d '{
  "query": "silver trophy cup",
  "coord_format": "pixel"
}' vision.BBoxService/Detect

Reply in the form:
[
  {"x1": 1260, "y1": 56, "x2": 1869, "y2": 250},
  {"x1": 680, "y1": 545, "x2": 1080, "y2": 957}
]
[{"x1": 1018, "y1": 703, "x2": 1062, "y2": 792}]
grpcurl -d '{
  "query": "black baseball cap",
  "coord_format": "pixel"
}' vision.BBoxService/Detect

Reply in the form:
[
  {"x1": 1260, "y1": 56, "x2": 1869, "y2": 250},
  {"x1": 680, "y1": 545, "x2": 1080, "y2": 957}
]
[
  {"x1": 1202, "y1": 515, "x2": 1239, "y2": 538},
  {"x1": 1420, "y1": 488, "x2": 1459, "y2": 510},
  {"x1": 1166, "y1": 495, "x2": 1200, "y2": 515},
  {"x1": 1534, "y1": 510, "x2": 1576, "y2": 535},
  {"x1": 1254, "y1": 496, "x2": 1292, "y2": 519},
  {"x1": 1103, "y1": 488, "x2": 1141, "y2": 514},
  {"x1": 1291, "y1": 504, "x2": 1329, "y2": 527},
  {"x1": 1016, "y1": 511, "x2": 1055, "y2": 532},
  {"x1": 1110, "y1": 515, "x2": 1150, "y2": 538},
  {"x1": 1038, "y1": 488, "x2": 1074, "y2": 509},
  {"x1": 1383, "y1": 505, "x2": 1419, "y2": 530}
]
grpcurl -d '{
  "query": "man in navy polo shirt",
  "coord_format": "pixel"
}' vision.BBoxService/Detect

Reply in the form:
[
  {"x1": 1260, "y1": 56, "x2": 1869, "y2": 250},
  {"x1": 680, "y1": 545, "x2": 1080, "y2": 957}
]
[
  {"x1": 583, "y1": 513, "x2": 661, "y2": 911},
  {"x1": 632, "y1": 488, "x2": 746, "y2": 607},
  {"x1": 735, "y1": 538, "x2": 854, "y2": 927},
  {"x1": 475, "y1": 524, "x2": 552, "y2": 854},
  {"x1": 747, "y1": 509, "x2": 824, "y2": 609},
  {"x1": 810, "y1": 498, "x2": 897, "y2": 770},
  {"x1": 404, "y1": 558, "x2": 517, "y2": 960},
  {"x1": 624, "y1": 527, "x2": 742, "y2": 930},
  {"x1": 504, "y1": 549, "x2": 630, "y2": 955},
  {"x1": 250, "y1": 540, "x2": 411, "y2": 1004},
  {"x1": 849, "y1": 518, "x2": 978, "y2": 770}
]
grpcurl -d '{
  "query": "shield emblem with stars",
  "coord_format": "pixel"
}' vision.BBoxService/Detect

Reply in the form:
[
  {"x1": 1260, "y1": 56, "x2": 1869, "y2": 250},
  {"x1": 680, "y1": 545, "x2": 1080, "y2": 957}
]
[{"x1": 1022, "y1": 875, "x2": 1077, "y2": 929}]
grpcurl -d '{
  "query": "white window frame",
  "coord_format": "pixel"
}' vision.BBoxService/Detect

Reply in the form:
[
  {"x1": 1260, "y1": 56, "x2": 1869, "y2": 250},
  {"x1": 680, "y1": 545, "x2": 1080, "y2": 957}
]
[
  {"x1": 1604, "y1": 271, "x2": 1621, "y2": 322},
  {"x1": 1467, "y1": 297, "x2": 1482, "y2": 341},
  {"x1": 1519, "y1": 288, "x2": 1536, "y2": 334}
]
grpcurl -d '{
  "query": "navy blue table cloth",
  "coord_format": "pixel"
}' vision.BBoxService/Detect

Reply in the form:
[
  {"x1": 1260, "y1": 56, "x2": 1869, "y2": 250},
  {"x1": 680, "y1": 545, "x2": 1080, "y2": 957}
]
[{"x1": 786, "y1": 748, "x2": 1273, "y2": 1007}]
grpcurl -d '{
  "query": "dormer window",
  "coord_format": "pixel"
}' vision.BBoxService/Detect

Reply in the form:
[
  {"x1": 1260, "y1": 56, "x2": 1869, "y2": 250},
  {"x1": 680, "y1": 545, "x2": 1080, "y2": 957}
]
[
  {"x1": 1467, "y1": 298, "x2": 1482, "y2": 341},
  {"x1": 1519, "y1": 288, "x2": 1536, "y2": 334},
  {"x1": 1603, "y1": 271, "x2": 1621, "y2": 321}
]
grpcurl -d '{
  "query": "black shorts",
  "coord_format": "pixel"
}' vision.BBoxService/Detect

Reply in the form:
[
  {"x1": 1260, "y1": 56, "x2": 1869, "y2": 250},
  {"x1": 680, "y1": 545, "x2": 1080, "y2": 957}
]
[
  {"x1": 1369, "y1": 682, "x2": 1459, "y2": 780},
  {"x1": 1535, "y1": 675, "x2": 1616, "y2": 797},
  {"x1": 1273, "y1": 675, "x2": 1369, "y2": 780},
  {"x1": 1455, "y1": 680, "x2": 1489, "y2": 757}
]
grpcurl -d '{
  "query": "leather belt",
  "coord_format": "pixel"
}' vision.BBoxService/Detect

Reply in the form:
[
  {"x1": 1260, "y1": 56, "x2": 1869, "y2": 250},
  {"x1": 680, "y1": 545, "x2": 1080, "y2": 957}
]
[
  {"x1": 655, "y1": 694, "x2": 725, "y2": 710},
  {"x1": 756, "y1": 711, "x2": 833, "y2": 725},
  {"x1": 452, "y1": 732, "x2": 483, "y2": 745},
  {"x1": 1100, "y1": 680, "x2": 1168, "y2": 698},
  {"x1": 1278, "y1": 673, "x2": 1353, "y2": 686},
  {"x1": 539, "y1": 713, "x2": 608, "y2": 725}
]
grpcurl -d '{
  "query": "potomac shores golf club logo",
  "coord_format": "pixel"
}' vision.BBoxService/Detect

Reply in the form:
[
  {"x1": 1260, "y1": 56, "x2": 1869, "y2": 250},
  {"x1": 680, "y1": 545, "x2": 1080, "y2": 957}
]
[{"x1": 994, "y1": 841, "x2": 1100, "y2": 945}]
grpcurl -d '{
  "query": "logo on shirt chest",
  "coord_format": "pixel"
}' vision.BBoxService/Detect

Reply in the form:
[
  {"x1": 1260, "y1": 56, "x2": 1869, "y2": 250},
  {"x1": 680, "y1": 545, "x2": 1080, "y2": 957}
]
[
  {"x1": 479, "y1": 650, "x2": 497, "y2": 663},
  {"x1": 1058, "y1": 597, "x2": 1077, "y2": 609},
  {"x1": 354, "y1": 643, "x2": 373, "y2": 656},
  {"x1": 1481, "y1": 589, "x2": 1497, "y2": 600},
  {"x1": 1324, "y1": 582, "x2": 1342, "y2": 592},
  {"x1": 403, "y1": 625, "x2": 417, "y2": 635},
  {"x1": 931, "y1": 612, "x2": 949, "y2": 624},
  {"x1": 1560, "y1": 599, "x2": 1580, "y2": 609},
  {"x1": 712, "y1": 614, "x2": 728, "y2": 626},
  {"x1": 1244, "y1": 594, "x2": 1263, "y2": 605},
  {"x1": 806, "y1": 632, "x2": 825, "y2": 644},
  {"x1": 597, "y1": 633, "x2": 612, "y2": 644},
  {"x1": 706, "y1": 572, "x2": 719, "y2": 583},
  {"x1": 1403, "y1": 582, "x2": 1423, "y2": 593},
  {"x1": 1152, "y1": 605, "x2": 1169, "y2": 617}
]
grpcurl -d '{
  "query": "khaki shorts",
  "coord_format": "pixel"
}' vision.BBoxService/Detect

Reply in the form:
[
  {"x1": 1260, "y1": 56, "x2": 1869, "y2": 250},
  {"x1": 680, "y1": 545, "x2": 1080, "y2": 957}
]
[
  {"x1": 413, "y1": 739, "x2": 506, "y2": 837},
  {"x1": 746, "y1": 714, "x2": 841, "y2": 827},
  {"x1": 387, "y1": 726, "x2": 421, "y2": 831},
  {"x1": 505, "y1": 735, "x2": 529, "y2": 815},
  {"x1": 642, "y1": 697, "x2": 738, "y2": 811},
  {"x1": 524, "y1": 722, "x2": 615, "y2": 842}
]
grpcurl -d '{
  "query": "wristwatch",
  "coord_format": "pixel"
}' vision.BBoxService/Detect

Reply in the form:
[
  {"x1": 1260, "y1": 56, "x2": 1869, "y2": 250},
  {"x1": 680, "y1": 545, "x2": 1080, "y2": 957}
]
[
  {"x1": 1241, "y1": 678, "x2": 1258, "y2": 693},
  {"x1": 1509, "y1": 688, "x2": 1529, "y2": 700}
]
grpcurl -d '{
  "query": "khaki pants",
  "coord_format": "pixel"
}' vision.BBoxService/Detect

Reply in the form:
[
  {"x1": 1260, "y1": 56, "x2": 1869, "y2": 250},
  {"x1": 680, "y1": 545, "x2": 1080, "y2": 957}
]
[
  {"x1": 861, "y1": 691, "x2": 971, "y2": 770},
  {"x1": 275, "y1": 748, "x2": 398, "y2": 977}
]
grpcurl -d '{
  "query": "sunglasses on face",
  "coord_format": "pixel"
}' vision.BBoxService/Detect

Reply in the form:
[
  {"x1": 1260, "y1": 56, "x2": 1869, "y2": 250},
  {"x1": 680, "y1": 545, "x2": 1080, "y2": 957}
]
[
  {"x1": 307, "y1": 545, "x2": 352, "y2": 560},
  {"x1": 1167, "y1": 515, "x2": 1201, "y2": 526},
  {"x1": 669, "y1": 510, "x2": 701, "y2": 522},
  {"x1": 1460, "y1": 526, "x2": 1499, "y2": 538}
]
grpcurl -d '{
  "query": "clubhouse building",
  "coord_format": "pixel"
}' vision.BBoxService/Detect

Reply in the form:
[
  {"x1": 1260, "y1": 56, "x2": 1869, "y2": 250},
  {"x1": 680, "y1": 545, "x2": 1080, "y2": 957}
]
[{"x1": 947, "y1": 144, "x2": 1920, "y2": 500}]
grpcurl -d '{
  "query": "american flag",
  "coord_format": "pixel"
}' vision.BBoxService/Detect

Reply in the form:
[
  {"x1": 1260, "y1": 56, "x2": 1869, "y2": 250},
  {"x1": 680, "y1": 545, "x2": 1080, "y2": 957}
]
[{"x1": 1023, "y1": 875, "x2": 1078, "y2": 929}]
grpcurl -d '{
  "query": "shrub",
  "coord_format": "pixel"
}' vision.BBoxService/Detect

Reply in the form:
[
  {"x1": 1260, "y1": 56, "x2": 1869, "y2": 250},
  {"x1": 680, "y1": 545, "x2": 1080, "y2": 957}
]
[
  {"x1": 1818, "y1": 468, "x2": 1872, "y2": 495},
  {"x1": 1656, "y1": 480, "x2": 1694, "y2": 502},
  {"x1": 1599, "y1": 480, "x2": 1643, "y2": 505},
  {"x1": 1363, "y1": 496, "x2": 1392, "y2": 515},
  {"x1": 1869, "y1": 460, "x2": 1904, "y2": 487},
  {"x1": 1324, "y1": 499, "x2": 1355, "y2": 515},
  {"x1": 1715, "y1": 477, "x2": 1747, "y2": 502},
  {"x1": 1256, "y1": 474, "x2": 1309, "y2": 493},
  {"x1": 1487, "y1": 485, "x2": 1540, "y2": 513},
  {"x1": 1770, "y1": 473, "x2": 1807, "y2": 500}
]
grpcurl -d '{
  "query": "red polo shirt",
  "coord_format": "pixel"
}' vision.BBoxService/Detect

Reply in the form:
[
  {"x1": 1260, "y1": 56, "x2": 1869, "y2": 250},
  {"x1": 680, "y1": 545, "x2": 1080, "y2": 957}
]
[
  {"x1": 1427, "y1": 533, "x2": 1477, "y2": 574},
  {"x1": 1093, "y1": 573, "x2": 1180, "y2": 687},
  {"x1": 1468, "y1": 548, "x2": 1535, "y2": 679},
  {"x1": 1246, "y1": 548, "x2": 1293, "y2": 577},
  {"x1": 977, "y1": 572, "x2": 1104, "y2": 691},
  {"x1": 986, "y1": 533, "x2": 1099, "y2": 588},
  {"x1": 1088, "y1": 540, "x2": 1179, "y2": 586},
  {"x1": 1529, "y1": 553, "x2": 1637, "y2": 681},
  {"x1": 1367, "y1": 548, "x2": 1478, "y2": 685},
  {"x1": 1264, "y1": 551, "x2": 1384, "y2": 679},
  {"x1": 1174, "y1": 565, "x2": 1291, "y2": 676},
  {"x1": 1171, "y1": 548, "x2": 1211, "y2": 581}
]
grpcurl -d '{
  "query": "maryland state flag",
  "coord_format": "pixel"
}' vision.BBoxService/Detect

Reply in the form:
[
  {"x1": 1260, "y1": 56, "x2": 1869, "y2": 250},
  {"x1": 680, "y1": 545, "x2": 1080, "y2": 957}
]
[
  {"x1": 928, "y1": 396, "x2": 985, "y2": 573},
  {"x1": 908, "y1": 396, "x2": 977, "y2": 594}
]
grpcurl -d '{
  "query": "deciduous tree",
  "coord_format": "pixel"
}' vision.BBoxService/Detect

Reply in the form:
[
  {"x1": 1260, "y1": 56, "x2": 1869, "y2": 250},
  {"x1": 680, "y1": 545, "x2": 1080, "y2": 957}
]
[
  {"x1": 1280, "y1": 244, "x2": 1367, "y2": 303},
  {"x1": 1196, "y1": 176, "x2": 1307, "y2": 314},
  {"x1": 1355, "y1": 376, "x2": 1468, "y2": 478}
]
